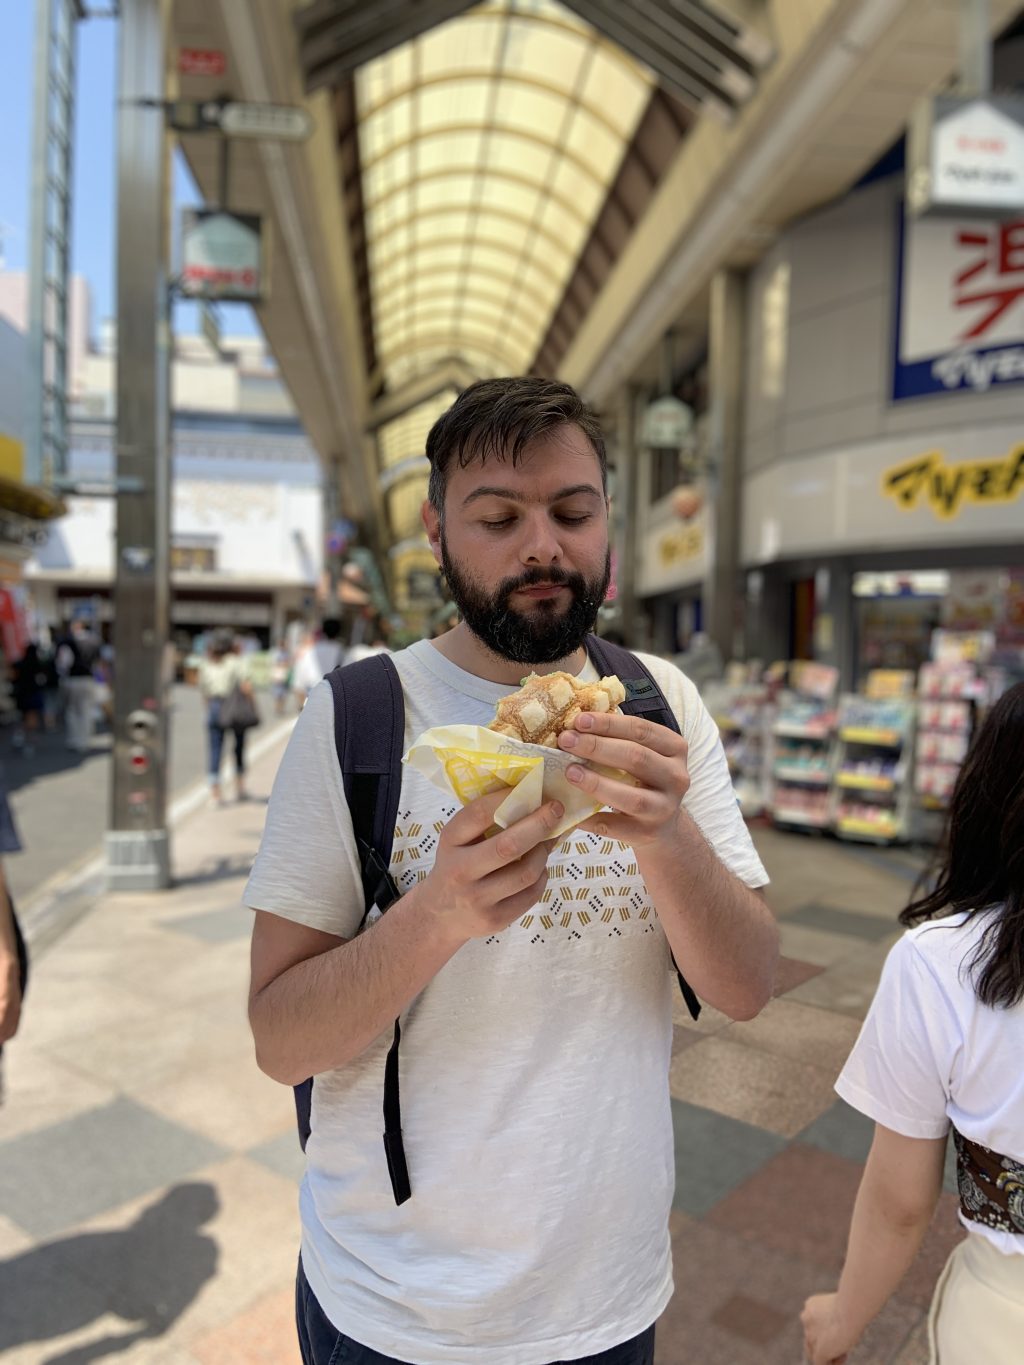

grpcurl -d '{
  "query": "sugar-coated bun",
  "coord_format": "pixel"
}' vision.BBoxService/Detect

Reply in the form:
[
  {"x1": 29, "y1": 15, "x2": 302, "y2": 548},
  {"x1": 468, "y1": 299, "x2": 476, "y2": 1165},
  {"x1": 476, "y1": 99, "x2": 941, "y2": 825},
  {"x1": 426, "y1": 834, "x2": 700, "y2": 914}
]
[{"x1": 489, "y1": 671, "x2": 625, "y2": 747}]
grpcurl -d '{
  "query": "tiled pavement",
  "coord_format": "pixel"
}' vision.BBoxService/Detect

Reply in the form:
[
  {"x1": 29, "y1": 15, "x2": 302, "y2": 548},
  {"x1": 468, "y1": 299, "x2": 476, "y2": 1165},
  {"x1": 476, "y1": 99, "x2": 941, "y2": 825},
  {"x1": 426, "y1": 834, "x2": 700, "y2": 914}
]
[{"x1": 0, "y1": 737, "x2": 957, "y2": 1365}]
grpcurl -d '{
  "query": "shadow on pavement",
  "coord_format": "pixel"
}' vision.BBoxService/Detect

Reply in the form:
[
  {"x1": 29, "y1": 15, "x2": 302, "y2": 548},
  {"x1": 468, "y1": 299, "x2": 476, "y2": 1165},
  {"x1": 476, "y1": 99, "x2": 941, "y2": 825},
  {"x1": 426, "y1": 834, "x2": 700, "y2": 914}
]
[
  {"x1": 173, "y1": 853, "x2": 259, "y2": 888},
  {"x1": 0, "y1": 1183, "x2": 218, "y2": 1363},
  {"x1": 0, "y1": 732, "x2": 111, "y2": 796}
]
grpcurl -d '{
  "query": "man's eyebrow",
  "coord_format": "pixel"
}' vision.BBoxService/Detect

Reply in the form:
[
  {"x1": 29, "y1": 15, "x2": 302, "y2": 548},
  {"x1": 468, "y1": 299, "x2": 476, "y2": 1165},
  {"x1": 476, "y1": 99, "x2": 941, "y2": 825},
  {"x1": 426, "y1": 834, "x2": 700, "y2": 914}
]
[{"x1": 461, "y1": 483, "x2": 604, "y2": 508}]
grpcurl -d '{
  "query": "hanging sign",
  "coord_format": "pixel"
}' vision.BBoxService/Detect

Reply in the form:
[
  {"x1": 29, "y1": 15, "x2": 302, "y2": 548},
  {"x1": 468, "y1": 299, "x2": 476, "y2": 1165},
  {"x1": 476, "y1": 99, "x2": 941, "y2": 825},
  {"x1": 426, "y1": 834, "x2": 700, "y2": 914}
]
[
  {"x1": 180, "y1": 210, "x2": 265, "y2": 303},
  {"x1": 178, "y1": 48, "x2": 226, "y2": 77},
  {"x1": 641, "y1": 396, "x2": 694, "y2": 449},
  {"x1": 893, "y1": 207, "x2": 1024, "y2": 400},
  {"x1": 908, "y1": 96, "x2": 1024, "y2": 218}
]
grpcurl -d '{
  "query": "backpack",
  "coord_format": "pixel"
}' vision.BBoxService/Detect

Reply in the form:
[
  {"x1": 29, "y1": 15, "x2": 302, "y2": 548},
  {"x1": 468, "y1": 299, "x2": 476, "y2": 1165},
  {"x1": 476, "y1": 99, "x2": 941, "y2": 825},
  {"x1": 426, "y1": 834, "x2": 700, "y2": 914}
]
[{"x1": 293, "y1": 634, "x2": 701, "y2": 1205}]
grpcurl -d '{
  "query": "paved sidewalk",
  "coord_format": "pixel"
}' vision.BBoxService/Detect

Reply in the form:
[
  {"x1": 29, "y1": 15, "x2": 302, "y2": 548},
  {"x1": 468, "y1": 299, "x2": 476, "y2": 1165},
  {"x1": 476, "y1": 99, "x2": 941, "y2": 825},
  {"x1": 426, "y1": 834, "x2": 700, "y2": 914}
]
[{"x1": 0, "y1": 738, "x2": 954, "y2": 1364}]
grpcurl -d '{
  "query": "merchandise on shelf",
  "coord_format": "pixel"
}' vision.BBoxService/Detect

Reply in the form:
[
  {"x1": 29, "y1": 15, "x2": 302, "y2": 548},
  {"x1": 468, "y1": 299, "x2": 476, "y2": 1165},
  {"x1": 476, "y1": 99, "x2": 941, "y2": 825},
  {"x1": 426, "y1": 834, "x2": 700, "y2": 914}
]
[
  {"x1": 834, "y1": 799, "x2": 901, "y2": 838},
  {"x1": 831, "y1": 693, "x2": 915, "y2": 844},
  {"x1": 771, "y1": 783, "x2": 831, "y2": 827},
  {"x1": 705, "y1": 681, "x2": 773, "y2": 819},
  {"x1": 915, "y1": 763, "x2": 960, "y2": 805},
  {"x1": 911, "y1": 636, "x2": 997, "y2": 827},
  {"x1": 770, "y1": 686, "x2": 838, "y2": 827}
]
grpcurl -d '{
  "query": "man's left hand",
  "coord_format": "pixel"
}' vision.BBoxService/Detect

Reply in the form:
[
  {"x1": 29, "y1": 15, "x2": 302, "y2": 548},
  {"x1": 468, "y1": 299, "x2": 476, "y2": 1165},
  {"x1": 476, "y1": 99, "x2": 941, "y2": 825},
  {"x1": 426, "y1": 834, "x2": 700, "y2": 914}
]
[{"x1": 557, "y1": 711, "x2": 689, "y2": 848}]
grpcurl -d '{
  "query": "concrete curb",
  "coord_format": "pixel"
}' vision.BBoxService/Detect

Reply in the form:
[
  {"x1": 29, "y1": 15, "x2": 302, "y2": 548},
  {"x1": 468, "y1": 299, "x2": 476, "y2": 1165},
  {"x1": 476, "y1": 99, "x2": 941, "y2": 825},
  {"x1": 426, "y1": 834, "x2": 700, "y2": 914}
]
[{"x1": 19, "y1": 714, "x2": 296, "y2": 953}]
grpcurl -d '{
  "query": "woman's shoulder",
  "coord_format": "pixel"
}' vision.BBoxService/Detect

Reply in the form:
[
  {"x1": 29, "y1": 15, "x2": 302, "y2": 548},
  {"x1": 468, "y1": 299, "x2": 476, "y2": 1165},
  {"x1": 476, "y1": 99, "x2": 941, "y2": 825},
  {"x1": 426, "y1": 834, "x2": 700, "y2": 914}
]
[{"x1": 897, "y1": 908, "x2": 1004, "y2": 1000}]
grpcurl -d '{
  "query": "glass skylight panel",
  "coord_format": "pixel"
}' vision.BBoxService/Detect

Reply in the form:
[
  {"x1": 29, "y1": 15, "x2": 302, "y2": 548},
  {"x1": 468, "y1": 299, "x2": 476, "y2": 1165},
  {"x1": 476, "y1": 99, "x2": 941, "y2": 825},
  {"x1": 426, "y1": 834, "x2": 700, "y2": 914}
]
[{"x1": 356, "y1": 0, "x2": 656, "y2": 439}]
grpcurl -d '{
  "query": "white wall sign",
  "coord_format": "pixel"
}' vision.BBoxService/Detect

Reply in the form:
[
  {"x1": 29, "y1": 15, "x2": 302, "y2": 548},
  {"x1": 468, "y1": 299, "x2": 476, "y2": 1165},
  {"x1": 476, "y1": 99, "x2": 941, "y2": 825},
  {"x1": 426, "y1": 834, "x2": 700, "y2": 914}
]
[
  {"x1": 637, "y1": 489, "x2": 708, "y2": 596},
  {"x1": 893, "y1": 206, "x2": 1024, "y2": 400},
  {"x1": 180, "y1": 210, "x2": 265, "y2": 303},
  {"x1": 743, "y1": 423, "x2": 1024, "y2": 564}
]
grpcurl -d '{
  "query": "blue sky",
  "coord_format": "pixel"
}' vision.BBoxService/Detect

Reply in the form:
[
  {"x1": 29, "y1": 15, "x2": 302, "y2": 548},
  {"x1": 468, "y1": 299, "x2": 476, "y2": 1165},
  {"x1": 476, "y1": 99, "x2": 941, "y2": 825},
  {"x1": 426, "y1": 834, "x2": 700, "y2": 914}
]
[{"x1": 0, "y1": 6, "x2": 258, "y2": 341}]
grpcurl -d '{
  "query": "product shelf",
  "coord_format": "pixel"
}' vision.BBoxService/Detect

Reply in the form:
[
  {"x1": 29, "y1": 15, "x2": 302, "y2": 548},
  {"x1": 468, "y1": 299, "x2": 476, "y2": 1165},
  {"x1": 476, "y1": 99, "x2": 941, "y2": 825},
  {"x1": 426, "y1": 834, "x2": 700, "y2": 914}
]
[{"x1": 831, "y1": 694, "x2": 916, "y2": 845}]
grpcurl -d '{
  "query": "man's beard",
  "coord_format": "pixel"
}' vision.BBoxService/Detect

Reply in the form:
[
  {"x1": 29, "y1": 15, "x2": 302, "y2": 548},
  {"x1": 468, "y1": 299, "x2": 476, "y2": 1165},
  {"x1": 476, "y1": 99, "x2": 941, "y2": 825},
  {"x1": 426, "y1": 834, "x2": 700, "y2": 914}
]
[{"x1": 440, "y1": 536, "x2": 611, "y2": 665}]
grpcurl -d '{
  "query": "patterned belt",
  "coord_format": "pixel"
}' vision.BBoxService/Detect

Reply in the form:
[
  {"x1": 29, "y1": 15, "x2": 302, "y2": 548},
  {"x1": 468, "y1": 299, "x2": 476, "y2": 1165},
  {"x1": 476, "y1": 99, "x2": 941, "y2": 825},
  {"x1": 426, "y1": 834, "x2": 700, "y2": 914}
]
[{"x1": 953, "y1": 1127, "x2": 1024, "y2": 1236}]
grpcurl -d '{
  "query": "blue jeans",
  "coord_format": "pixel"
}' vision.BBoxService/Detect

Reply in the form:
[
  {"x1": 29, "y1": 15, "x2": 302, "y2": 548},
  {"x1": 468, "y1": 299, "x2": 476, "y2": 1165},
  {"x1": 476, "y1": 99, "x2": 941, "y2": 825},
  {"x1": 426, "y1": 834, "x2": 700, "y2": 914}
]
[
  {"x1": 207, "y1": 699, "x2": 246, "y2": 783},
  {"x1": 296, "y1": 1259, "x2": 656, "y2": 1365}
]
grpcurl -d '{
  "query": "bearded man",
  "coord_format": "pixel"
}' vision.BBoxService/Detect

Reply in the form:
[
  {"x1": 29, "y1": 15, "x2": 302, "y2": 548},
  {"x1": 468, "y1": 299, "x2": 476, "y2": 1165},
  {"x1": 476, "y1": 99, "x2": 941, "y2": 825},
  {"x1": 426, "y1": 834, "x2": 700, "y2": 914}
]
[{"x1": 245, "y1": 377, "x2": 777, "y2": 1365}]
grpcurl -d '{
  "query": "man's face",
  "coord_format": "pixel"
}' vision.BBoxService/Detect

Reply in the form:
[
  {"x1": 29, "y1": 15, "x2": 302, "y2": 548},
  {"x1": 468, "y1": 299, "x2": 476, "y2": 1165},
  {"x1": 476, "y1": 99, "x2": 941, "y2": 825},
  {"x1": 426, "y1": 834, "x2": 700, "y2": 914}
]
[{"x1": 423, "y1": 424, "x2": 611, "y2": 664}]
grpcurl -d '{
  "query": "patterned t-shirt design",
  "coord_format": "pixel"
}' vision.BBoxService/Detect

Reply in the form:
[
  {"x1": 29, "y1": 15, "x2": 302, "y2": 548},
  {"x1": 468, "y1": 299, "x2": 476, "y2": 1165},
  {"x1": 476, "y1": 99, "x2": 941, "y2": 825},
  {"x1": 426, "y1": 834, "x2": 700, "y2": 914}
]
[{"x1": 388, "y1": 813, "x2": 657, "y2": 946}]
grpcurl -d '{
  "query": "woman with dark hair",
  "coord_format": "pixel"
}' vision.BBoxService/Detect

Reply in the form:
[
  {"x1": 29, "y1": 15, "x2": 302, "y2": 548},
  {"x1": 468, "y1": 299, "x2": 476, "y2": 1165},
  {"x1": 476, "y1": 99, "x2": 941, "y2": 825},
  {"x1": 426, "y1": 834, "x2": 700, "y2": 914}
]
[{"x1": 802, "y1": 682, "x2": 1024, "y2": 1364}]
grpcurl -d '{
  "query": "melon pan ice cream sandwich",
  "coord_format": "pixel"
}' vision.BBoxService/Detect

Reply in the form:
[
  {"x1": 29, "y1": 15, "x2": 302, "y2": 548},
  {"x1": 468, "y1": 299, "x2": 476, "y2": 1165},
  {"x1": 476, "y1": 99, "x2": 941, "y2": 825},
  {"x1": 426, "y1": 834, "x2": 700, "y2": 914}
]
[
  {"x1": 488, "y1": 671, "x2": 626, "y2": 747},
  {"x1": 403, "y1": 671, "x2": 631, "y2": 839}
]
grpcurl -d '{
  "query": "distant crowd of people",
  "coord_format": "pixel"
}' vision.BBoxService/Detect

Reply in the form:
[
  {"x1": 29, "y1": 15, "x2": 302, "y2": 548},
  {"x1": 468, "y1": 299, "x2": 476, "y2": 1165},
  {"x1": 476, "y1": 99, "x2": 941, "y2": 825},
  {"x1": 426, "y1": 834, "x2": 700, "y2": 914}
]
[
  {"x1": 5, "y1": 619, "x2": 111, "y2": 758},
  {"x1": 196, "y1": 615, "x2": 394, "y2": 806}
]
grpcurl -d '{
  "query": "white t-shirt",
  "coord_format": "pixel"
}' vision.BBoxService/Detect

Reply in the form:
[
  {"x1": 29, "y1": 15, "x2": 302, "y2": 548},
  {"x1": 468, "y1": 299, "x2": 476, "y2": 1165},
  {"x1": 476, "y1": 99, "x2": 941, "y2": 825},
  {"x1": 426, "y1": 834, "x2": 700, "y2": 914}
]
[
  {"x1": 293, "y1": 639, "x2": 346, "y2": 695},
  {"x1": 244, "y1": 640, "x2": 768, "y2": 1363},
  {"x1": 836, "y1": 910, "x2": 1024, "y2": 1255}
]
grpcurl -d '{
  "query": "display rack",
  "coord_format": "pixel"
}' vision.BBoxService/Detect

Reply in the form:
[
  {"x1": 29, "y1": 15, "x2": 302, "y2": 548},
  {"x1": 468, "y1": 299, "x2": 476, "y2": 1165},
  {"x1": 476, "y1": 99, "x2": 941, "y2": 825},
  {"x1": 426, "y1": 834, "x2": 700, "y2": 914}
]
[
  {"x1": 914, "y1": 662, "x2": 977, "y2": 814},
  {"x1": 769, "y1": 694, "x2": 838, "y2": 830},
  {"x1": 832, "y1": 694, "x2": 916, "y2": 843},
  {"x1": 706, "y1": 682, "x2": 773, "y2": 818}
]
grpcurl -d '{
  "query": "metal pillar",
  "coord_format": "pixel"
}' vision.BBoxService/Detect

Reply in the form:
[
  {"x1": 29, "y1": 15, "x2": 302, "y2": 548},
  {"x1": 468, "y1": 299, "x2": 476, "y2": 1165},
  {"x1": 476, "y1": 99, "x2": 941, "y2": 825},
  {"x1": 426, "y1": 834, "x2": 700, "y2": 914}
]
[
  {"x1": 26, "y1": 0, "x2": 80, "y2": 489},
  {"x1": 106, "y1": 0, "x2": 173, "y2": 891},
  {"x1": 959, "y1": 0, "x2": 991, "y2": 96},
  {"x1": 614, "y1": 386, "x2": 641, "y2": 647},
  {"x1": 703, "y1": 269, "x2": 745, "y2": 663}
]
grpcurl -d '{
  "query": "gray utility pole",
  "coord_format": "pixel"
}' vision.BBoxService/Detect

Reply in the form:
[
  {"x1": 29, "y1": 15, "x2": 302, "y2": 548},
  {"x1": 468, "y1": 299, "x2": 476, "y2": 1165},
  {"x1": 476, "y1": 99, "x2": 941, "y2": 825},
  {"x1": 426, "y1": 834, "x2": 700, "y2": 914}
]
[{"x1": 106, "y1": 0, "x2": 173, "y2": 891}]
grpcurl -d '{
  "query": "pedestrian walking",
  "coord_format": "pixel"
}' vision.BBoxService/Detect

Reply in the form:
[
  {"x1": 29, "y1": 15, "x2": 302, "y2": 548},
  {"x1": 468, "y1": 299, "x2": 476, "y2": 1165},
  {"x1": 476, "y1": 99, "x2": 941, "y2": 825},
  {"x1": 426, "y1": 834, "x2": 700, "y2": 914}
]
[
  {"x1": 291, "y1": 618, "x2": 345, "y2": 704},
  {"x1": 0, "y1": 763, "x2": 27, "y2": 1105},
  {"x1": 56, "y1": 619, "x2": 101, "y2": 753},
  {"x1": 270, "y1": 639, "x2": 292, "y2": 716},
  {"x1": 198, "y1": 630, "x2": 256, "y2": 805},
  {"x1": 245, "y1": 377, "x2": 778, "y2": 1365},
  {"x1": 802, "y1": 681, "x2": 1024, "y2": 1365},
  {"x1": 9, "y1": 642, "x2": 47, "y2": 755}
]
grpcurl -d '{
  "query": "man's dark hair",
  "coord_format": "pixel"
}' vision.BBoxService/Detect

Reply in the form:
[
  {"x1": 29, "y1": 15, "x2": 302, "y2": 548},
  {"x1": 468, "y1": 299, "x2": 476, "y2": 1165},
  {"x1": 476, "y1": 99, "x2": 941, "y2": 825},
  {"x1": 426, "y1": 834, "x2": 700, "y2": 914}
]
[
  {"x1": 425, "y1": 377, "x2": 607, "y2": 513},
  {"x1": 321, "y1": 617, "x2": 342, "y2": 641}
]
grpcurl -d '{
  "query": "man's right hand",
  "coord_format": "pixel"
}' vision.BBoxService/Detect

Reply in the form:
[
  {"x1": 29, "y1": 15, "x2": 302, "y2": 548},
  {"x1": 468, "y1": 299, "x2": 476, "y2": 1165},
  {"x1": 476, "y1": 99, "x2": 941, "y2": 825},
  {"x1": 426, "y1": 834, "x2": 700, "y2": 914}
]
[{"x1": 418, "y1": 788, "x2": 564, "y2": 946}]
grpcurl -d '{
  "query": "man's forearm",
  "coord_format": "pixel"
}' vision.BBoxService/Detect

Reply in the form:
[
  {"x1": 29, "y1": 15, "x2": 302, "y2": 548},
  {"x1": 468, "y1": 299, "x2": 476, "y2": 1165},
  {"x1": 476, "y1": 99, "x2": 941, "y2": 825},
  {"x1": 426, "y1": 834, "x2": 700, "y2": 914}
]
[
  {"x1": 250, "y1": 887, "x2": 464, "y2": 1084},
  {"x1": 638, "y1": 809, "x2": 778, "y2": 1019}
]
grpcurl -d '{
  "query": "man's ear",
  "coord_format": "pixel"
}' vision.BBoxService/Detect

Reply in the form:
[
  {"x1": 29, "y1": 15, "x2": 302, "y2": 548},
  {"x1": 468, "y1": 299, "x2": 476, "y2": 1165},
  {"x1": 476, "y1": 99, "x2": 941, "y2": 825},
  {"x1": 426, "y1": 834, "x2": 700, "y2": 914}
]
[{"x1": 422, "y1": 499, "x2": 442, "y2": 567}]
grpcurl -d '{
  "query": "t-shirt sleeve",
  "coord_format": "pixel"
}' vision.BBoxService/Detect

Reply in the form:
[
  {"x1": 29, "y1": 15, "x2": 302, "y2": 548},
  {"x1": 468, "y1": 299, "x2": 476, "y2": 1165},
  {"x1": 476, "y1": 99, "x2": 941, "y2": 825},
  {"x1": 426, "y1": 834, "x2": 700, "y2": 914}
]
[
  {"x1": 242, "y1": 680, "x2": 365, "y2": 937},
  {"x1": 640, "y1": 657, "x2": 768, "y2": 889},
  {"x1": 835, "y1": 933, "x2": 956, "y2": 1139}
]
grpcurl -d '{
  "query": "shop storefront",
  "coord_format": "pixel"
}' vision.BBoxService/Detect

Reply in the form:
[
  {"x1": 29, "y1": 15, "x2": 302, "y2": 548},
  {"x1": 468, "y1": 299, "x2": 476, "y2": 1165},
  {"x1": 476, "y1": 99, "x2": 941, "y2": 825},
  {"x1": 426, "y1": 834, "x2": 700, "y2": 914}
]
[{"x1": 740, "y1": 165, "x2": 1024, "y2": 692}]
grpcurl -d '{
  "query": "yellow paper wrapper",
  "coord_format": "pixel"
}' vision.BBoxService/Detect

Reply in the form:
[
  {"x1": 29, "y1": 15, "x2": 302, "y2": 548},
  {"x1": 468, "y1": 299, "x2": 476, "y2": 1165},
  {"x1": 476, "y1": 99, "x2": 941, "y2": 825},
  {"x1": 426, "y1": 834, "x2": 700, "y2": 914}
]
[{"x1": 403, "y1": 723, "x2": 625, "y2": 840}]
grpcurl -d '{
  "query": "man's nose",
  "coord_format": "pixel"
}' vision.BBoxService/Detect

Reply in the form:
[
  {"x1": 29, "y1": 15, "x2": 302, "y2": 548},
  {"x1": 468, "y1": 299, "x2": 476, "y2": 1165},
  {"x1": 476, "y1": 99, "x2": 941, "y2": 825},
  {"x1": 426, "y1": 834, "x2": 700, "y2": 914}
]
[{"x1": 518, "y1": 513, "x2": 562, "y2": 565}]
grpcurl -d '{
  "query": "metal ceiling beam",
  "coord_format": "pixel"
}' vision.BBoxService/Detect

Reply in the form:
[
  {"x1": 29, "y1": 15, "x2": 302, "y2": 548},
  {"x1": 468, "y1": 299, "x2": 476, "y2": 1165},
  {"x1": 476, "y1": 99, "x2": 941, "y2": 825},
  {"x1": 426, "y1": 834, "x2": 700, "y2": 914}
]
[
  {"x1": 295, "y1": 0, "x2": 477, "y2": 92},
  {"x1": 364, "y1": 164, "x2": 591, "y2": 229},
  {"x1": 558, "y1": 0, "x2": 730, "y2": 115},
  {"x1": 366, "y1": 357, "x2": 478, "y2": 432}
]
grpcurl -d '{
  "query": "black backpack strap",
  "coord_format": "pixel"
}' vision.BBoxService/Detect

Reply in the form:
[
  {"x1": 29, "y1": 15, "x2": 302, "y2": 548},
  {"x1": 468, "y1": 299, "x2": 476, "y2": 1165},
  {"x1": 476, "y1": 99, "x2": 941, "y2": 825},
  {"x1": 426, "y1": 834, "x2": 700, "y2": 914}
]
[
  {"x1": 585, "y1": 635, "x2": 702, "y2": 1022},
  {"x1": 293, "y1": 656, "x2": 412, "y2": 1205}
]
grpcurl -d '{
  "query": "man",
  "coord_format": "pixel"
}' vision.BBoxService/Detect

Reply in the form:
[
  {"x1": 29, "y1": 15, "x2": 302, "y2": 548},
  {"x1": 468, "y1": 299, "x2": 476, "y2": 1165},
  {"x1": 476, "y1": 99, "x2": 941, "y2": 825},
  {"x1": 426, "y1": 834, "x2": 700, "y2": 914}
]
[
  {"x1": 245, "y1": 378, "x2": 778, "y2": 1365},
  {"x1": 291, "y1": 618, "x2": 346, "y2": 704}
]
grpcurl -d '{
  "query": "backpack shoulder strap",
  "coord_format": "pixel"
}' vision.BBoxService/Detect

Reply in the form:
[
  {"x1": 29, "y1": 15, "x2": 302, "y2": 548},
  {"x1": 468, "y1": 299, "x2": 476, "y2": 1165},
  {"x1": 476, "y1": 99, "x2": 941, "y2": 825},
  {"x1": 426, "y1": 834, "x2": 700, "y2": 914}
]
[
  {"x1": 293, "y1": 655, "x2": 412, "y2": 1203},
  {"x1": 584, "y1": 635, "x2": 701, "y2": 1023},
  {"x1": 327, "y1": 653, "x2": 411, "y2": 1203},
  {"x1": 585, "y1": 635, "x2": 680, "y2": 735},
  {"x1": 327, "y1": 654, "x2": 405, "y2": 920}
]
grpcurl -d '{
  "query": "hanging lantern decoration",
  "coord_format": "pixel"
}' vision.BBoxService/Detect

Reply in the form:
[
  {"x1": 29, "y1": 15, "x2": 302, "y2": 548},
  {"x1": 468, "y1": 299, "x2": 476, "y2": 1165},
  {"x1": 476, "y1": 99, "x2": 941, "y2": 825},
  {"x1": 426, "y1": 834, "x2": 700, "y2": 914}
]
[{"x1": 670, "y1": 485, "x2": 704, "y2": 521}]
